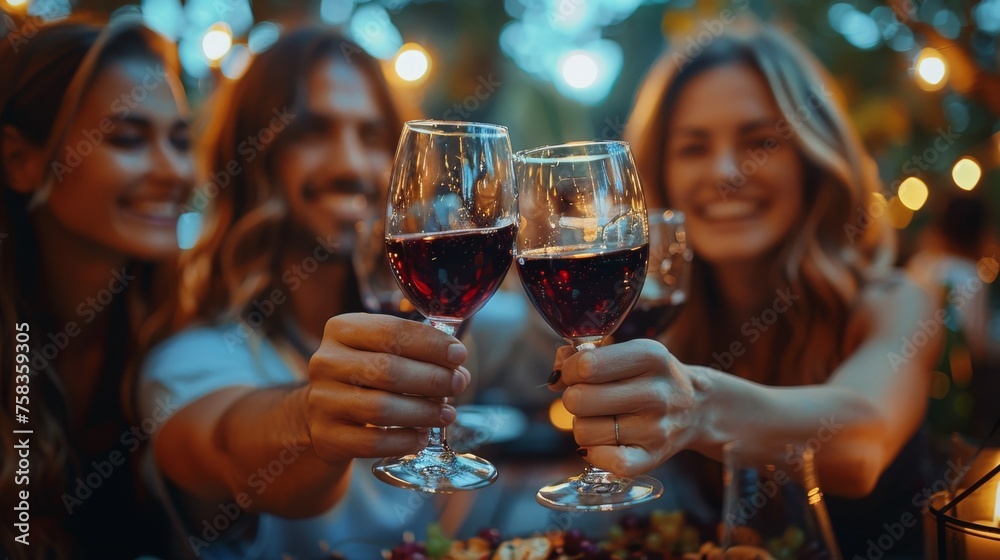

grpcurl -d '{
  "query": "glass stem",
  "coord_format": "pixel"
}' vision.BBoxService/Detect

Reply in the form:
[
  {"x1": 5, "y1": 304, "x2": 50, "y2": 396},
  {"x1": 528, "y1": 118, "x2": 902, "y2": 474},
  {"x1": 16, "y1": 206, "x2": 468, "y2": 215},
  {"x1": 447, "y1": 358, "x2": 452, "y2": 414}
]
[
  {"x1": 426, "y1": 320, "x2": 462, "y2": 453},
  {"x1": 573, "y1": 338, "x2": 630, "y2": 491}
]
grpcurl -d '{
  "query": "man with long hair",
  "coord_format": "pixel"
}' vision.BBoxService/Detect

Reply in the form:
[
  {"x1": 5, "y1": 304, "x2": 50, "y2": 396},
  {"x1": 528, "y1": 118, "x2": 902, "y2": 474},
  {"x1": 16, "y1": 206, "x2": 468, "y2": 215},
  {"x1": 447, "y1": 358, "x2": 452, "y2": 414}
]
[{"x1": 140, "y1": 28, "x2": 467, "y2": 559}]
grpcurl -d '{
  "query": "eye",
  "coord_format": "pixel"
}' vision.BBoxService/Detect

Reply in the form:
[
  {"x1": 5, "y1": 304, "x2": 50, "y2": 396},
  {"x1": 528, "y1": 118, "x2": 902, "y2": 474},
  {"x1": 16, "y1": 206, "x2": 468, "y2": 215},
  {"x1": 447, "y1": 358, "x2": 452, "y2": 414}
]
[
  {"x1": 673, "y1": 143, "x2": 707, "y2": 157},
  {"x1": 171, "y1": 134, "x2": 191, "y2": 151},
  {"x1": 360, "y1": 122, "x2": 388, "y2": 148},
  {"x1": 745, "y1": 136, "x2": 776, "y2": 150},
  {"x1": 108, "y1": 134, "x2": 144, "y2": 148}
]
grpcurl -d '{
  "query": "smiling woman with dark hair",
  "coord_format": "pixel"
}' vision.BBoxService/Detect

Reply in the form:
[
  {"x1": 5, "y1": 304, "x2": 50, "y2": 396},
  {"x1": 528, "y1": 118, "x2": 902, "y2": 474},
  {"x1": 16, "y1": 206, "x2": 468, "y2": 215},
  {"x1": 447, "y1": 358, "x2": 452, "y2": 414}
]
[{"x1": 0, "y1": 15, "x2": 192, "y2": 560}]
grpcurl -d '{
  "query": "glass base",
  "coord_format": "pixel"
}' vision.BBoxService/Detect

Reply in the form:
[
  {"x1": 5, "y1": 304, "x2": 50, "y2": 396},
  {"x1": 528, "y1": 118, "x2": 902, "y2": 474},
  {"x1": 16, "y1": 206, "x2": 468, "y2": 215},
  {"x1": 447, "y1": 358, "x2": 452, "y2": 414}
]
[
  {"x1": 372, "y1": 449, "x2": 498, "y2": 493},
  {"x1": 536, "y1": 471, "x2": 663, "y2": 512}
]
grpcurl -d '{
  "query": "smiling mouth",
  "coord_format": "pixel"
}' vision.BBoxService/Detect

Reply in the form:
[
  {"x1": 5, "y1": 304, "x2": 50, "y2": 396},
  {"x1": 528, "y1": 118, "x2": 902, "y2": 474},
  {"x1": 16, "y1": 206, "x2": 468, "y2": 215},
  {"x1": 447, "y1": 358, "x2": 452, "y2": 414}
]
[
  {"x1": 696, "y1": 199, "x2": 768, "y2": 222},
  {"x1": 119, "y1": 197, "x2": 185, "y2": 226}
]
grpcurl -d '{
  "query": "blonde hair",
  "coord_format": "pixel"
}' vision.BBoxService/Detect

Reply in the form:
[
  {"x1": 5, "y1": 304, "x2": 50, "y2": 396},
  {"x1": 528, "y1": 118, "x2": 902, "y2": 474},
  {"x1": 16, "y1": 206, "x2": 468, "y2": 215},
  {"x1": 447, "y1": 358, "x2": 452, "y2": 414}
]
[
  {"x1": 175, "y1": 27, "x2": 406, "y2": 330},
  {"x1": 0, "y1": 16, "x2": 180, "y2": 559},
  {"x1": 623, "y1": 22, "x2": 894, "y2": 385}
]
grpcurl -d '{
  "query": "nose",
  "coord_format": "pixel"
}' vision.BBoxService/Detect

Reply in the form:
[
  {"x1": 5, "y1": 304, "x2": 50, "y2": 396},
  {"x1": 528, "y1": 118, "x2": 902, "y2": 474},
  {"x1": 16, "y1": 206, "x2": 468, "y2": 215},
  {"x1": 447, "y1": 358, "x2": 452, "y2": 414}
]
[
  {"x1": 320, "y1": 128, "x2": 377, "y2": 198},
  {"x1": 149, "y1": 136, "x2": 193, "y2": 190},
  {"x1": 708, "y1": 145, "x2": 739, "y2": 187}
]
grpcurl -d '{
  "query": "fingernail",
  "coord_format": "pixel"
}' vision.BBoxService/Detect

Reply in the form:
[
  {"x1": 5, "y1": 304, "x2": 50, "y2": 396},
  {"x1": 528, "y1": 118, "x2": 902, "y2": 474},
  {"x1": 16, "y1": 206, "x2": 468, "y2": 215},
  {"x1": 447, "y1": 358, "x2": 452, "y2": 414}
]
[
  {"x1": 576, "y1": 447, "x2": 588, "y2": 457},
  {"x1": 440, "y1": 404, "x2": 457, "y2": 423},
  {"x1": 447, "y1": 343, "x2": 465, "y2": 365},
  {"x1": 548, "y1": 369, "x2": 562, "y2": 385},
  {"x1": 452, "y1": 372, "x2": 468, "y2": 393}
]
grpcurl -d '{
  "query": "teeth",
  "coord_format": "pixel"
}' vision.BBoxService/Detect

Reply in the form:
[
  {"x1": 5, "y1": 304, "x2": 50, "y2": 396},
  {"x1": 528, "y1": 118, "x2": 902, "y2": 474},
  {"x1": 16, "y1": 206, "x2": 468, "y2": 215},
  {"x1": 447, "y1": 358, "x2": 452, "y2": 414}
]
[
  {"x1": 701, "y1": 200, "x2": 758, "y2": 220},
  {"x1": 127, "y1": 200, "x2": 180, "y2": 219}
]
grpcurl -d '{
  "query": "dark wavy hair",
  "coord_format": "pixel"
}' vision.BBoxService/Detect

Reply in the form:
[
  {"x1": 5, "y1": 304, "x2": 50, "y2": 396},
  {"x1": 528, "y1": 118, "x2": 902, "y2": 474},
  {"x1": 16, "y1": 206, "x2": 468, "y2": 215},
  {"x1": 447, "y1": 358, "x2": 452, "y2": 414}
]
[
  {"x1": 175, "y1": 27, "x2": 406, "y2": 331},
  {"x1": 0, "y1": 15, "x2": 180, "y2": 559}
]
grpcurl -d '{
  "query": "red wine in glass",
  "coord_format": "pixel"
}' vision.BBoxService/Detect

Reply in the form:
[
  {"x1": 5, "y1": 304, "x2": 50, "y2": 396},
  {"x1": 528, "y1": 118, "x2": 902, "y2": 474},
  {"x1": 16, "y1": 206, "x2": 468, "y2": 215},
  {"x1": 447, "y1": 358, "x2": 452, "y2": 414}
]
[
  {"x1": 516, "y1": 244, "x2": 647, "y2": 341},
  {"x1": 374, "y1": 119, "x2": 517, "y2": 494},
  {"x1": 515, "y1": 140, "x2": 662, "y2": 511},
  {"x1": 387, "y1": 223, "x2": 516, "y2": 321}
]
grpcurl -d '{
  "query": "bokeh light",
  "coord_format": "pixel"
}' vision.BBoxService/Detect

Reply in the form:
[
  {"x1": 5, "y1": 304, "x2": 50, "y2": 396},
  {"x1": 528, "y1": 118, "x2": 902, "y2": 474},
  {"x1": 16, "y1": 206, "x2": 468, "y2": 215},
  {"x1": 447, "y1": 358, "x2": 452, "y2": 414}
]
[
  {"x1": 952, "y1": 157, "x2": 982, "y2": 190},
  {"x1": 548, "y1": 398, "x2": 573, "y2": 432},
  {"x1": 248, "y1": 21, "x2": 281, "y2": 54},
  {"x1": 898, "y1": 177, "x2": 929, "y2": 211},
  {"x1": 886, "y1": 196, "x2": 914, "y2": 229},
  {"x1": 560, "y1": 51, "x2": 599, "y2": 89},
  {"x1": 4, "y1": 0, "x2": 27, "y2": 7},
  {"x1": 394, "y1": 43, "x2": 430, "y2": 82},
  {"x1": 979, "y1": 257, "x2": 1000, "y2": 283},
  {"x1": 916, "y1": 48, "x2": 947, "y2": 90},
  {"x1": 221, "y1": 44, "x2": 251, "y2": 80},
  {"x1": 202, "y1": 22, "x2": 233, "y2": 62}
]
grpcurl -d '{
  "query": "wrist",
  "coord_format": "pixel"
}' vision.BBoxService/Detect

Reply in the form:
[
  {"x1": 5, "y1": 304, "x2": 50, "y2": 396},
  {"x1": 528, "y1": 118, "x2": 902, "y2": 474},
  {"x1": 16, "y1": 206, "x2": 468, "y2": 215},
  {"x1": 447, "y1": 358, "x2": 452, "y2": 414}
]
[{"x1": 685, "y1": 365, "x2": 723, "y2": 456}]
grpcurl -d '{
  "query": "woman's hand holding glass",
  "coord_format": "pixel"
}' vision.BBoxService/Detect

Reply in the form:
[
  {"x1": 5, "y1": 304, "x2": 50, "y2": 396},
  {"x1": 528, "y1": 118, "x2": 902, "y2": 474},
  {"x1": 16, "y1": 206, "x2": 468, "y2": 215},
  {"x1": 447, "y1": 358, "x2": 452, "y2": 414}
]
[
  {"x1": 515, "y1": 140, "x2": 663, "y2": 511},
  {"x1": 549, "y1": 339, "x2": 704, "y2": 478}
]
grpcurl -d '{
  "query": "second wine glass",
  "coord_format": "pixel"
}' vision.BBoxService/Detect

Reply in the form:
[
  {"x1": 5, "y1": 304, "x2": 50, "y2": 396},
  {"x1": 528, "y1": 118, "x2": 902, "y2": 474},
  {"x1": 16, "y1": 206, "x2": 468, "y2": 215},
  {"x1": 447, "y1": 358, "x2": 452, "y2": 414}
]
[
  {"x1": 515, "y1": 140, "x2": 663, "y2": 511},
  {"x1": 373, "y1": 120, "x2": 517, "y2": 493}
]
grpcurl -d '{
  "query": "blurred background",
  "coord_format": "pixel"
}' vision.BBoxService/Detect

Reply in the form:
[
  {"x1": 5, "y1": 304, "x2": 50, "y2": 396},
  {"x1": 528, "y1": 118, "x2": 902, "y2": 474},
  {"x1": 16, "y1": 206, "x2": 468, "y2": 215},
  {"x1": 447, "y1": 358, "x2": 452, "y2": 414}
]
[{"x1": 3, "y1": 0, "x2": 997, "y2": 264}]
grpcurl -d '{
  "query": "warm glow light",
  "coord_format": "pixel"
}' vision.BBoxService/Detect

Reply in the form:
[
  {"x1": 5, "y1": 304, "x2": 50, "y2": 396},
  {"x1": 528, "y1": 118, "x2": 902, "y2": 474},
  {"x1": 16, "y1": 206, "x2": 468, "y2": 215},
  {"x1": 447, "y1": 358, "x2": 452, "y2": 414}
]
[
  {"x1": 979, "y1": 258, "x2": 999, "y2": 283},
  {"x1": 548, "y1": 398, "x2": 574, "y2": 432},
  {"x1": 4, "y1": 0, "x2": 27, "y2": 7},
  {"x1": 394, "y1": 44, "x2": 430, "y2": 82},
  {"x1": 561, "y1": 52, "x2": 599, "y2": 89},
  {"x1": 993, "y1": 480, "x2": 1000, "y2": 525},
  {"x1": 916, "y1": 48, "x2": 948, "y2": 91},
  {"x1": 952, "y1": 157, "x2": 982, "y2": 191},
  {"x1": 202, "y1": 23, "x2": 233, "y2": 63},
  {"x1": 886, "y1": 196, "x2": 913, "y2": 229},
  {"x1": 897, "y1": 177, "x2": 929, "y2": 211}
]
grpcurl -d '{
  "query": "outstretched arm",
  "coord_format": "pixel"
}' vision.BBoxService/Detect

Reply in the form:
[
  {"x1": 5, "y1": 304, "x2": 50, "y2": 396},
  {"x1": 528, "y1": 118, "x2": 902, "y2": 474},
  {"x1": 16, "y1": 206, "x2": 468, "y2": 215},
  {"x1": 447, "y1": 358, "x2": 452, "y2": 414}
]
[
  {"x1": 153, "y1": 314, "x2": 470, "y2": 517},
  {"x1": 553, "y1": 276, "x2": 937, "y2": 498}
]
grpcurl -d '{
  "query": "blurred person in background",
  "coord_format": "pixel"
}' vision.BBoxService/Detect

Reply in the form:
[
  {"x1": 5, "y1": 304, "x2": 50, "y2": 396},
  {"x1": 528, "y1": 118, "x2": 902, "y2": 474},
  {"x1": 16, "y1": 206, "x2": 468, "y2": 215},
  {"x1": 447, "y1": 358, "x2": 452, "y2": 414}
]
[
  {"x1": 0, "y1": 16, "x2": 192, "y2": 559},
  {"x1": 907, "y1": 191, "x2": 998, "y2": 451},
  {"x1": 139, "y1": 27, "x2": 471, "y2": 559},
  {"x1": 548, "y1": 22, "x2": 938, "y2": 557}
]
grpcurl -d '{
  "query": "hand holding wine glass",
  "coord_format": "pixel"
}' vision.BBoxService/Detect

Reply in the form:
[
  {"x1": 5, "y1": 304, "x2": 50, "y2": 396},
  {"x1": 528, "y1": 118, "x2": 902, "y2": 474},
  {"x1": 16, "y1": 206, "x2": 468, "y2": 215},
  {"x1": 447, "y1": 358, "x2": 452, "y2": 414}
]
[
  {"x1": 515, "y1": 140, "x2": 662, "y2": 511},
  {"x1": 373, "y1": 120, "x2": 517, "y2": 493}
]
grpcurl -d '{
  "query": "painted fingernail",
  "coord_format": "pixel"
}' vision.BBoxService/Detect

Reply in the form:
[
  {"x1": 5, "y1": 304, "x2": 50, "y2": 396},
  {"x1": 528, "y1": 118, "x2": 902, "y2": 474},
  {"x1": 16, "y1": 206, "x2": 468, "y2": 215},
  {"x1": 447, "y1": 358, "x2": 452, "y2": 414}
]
[
  {"x1": 440, "y1": 404, "x2": 457, "y2": 423},
  {"x1": 447, "y1": 343, "x2": 466, "y2": 365},
  {"x1": 576, "y1": 447, "x2": 588, "y2": 457},
  {"x1": 452, "y1": 372, "x2": 468, "y2": 393},
  {"x1": 548, "y1": 369, "x2": 562, "y2": 385}
]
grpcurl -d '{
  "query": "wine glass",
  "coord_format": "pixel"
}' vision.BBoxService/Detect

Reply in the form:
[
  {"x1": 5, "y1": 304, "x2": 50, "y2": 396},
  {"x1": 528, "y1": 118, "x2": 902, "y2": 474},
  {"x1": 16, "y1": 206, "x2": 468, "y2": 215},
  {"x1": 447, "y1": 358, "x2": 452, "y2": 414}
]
[
  {"x1": 372, "y1": 120, "x2": 517, "y2": 493},
  {"x1": 613, "y1": 209, "x2": 692, "y2": 342},
  {"x1": 515, "y1": 140, "x2": 663, "y2": 511},
  {"x1": 352, "y1": 213, "x2": 420, "y2": 319},
  {"x1": 722, "y1": 441, "x2": 842, "y2": 559}
]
